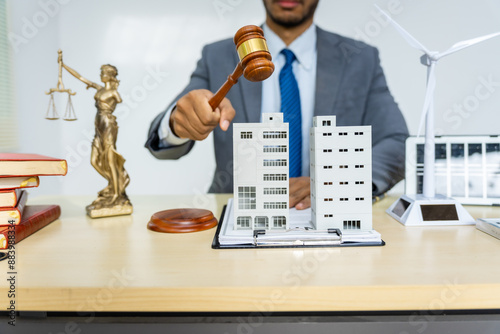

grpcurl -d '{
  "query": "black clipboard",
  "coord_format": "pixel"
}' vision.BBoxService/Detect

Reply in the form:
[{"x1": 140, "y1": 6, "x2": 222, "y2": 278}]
[{"x1": 211, "y1": 205, "x2": 386, "y2": 249}]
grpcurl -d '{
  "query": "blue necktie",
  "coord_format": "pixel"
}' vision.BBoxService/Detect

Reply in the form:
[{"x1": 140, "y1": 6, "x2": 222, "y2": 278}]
[{"x1": 279, "y1": 49, "x2": 302, "y2": 178}]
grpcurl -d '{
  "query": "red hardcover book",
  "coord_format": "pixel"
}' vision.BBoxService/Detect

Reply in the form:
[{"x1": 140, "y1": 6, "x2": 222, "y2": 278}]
[
  {"x1": 0, "y1": 189, "x2": 23, "y2": 208},
  {"x1": 0, "y1": 204, "x2": 61, "y2": 249},
  {"x1": 0, "y1": 153, "x2": 68, "y2": 177},
  {"x1": 0, "y1": 190, "x2": 28, "y2": 226},
  {"x1": 0, "y1": 176, "x2": 40, "y2": 190}
]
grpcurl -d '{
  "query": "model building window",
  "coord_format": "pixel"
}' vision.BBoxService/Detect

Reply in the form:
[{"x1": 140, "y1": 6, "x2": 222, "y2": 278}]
[
  {"x1": 355, "y1": 165, "x2": 365, "y2": 168},
  {"x1": 264, "y1": 188, "x2": 287, "y2": 195},
  {"x1": 322, "y1": 133, "x2": 332, "y2": 136},
  {"x1": 339, "y1": 198, "x2": 349, "y2": 201},
  {"x1": 272, "y1": 216, "x2": 286, "y2": 229},
  {"x1": 343, "y1": 220, "x2": 361, "y2": 229},
  {"x1": 339, "y1": 165, "x2": 348, "y2": 169},
  {"x1": 339, "y1": 181, "x2": 349, "y2": 185},
  {"x1": 263, "y1": 159, "x2": 287, "y2": 167},
  {"x1": 355, "y1": 198, "x2": 365, "y2": 201},
  {"x1": 355, "y1": 181, "x2": 365, "y2": 185},
  {"x1": 264, "y1": 202, "x2": 287, "y2": 209},
  {"x1": 322, "y1": 120, "x2": 331, "y2": 126},
  {"x1": 324, "y1": 214, "x2": 333, "y2": 218},
  {"x1": 354, "y1": 132, "x2": 364, "y2": 136},
  {"x1": 323, "y1": 166, "x2": 333, "y2": 169},
  {"x1": 236, "y1": 216, "x2": 252, "y2": 229},
  {"x1": 338, "y1": 132, "x2": 348, "y2": 136},
  {"x1": 263, "y1": 174, "x2": 287, "y2": 181},
  {"x1": 323, "y1": 149, "x2": 332, "y2": 153},
  {"x1": 238, "y1": 186, "x2": 256, "y2": 210},
  {"x1": 254, "y1": 216, "x2": 269, "y2": 229},
  {"x1": 264, "y1": 145, "x2": 287, "y2": 153},
  {"x1": 240, "y1": 131, "x2": 253, "y2": 139},
  {"x1": 323, "y1": 182, "x2": 333, "y2": 185},
  {"x1": 263, "y1": 131, "x2": 287, "y2": 139},
  {"x1": 339, "y1": 149, "x2": 348, "y2": 152}
]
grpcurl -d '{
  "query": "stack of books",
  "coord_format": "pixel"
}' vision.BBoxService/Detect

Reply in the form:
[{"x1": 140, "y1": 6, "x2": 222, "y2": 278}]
[{"x1": 0, "y1": 153, "x2": 67, "y2": 249}]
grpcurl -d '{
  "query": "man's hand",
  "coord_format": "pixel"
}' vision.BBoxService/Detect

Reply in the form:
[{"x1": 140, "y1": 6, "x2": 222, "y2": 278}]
[
  {"x1": 170, "y1": 89, "x2": 236, "y2": 140},
  {"x1": 289, "y1": 176, "x2": 310, "y2": 210}
]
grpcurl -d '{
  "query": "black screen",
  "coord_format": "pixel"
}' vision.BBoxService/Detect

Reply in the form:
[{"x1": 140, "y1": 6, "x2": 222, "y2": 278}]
[
  {"x1": 392, "y1": 198, "x2": 411, "y2": 218},
  {"x1": 420, "y1": 204, "x2": 459, "y2": 221}
]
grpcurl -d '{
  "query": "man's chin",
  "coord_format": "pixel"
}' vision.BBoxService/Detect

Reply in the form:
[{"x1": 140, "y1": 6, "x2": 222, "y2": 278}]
[{"x1": 265, "y1": 0, "x2": 318, "y2": 28}]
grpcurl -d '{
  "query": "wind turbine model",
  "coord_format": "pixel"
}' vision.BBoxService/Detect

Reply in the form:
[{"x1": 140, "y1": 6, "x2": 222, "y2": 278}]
[{"x1": 375, "y1": 5, "x2": 500, "y2": 226}]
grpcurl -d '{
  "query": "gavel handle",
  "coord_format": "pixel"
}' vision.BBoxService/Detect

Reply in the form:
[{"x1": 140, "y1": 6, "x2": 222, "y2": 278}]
[{"x1": 208, "y1": 63, "x2": 243, "y2": 110}]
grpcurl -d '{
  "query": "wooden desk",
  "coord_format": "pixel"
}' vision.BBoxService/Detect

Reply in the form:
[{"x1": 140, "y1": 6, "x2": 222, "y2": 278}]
[{"x1": 1, "y1": 194, "x2": 500, "y2": 313}]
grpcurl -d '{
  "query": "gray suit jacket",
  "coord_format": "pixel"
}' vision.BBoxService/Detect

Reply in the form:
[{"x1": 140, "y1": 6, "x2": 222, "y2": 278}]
[{"x1": 146, "y1": 26, "x2": 409, "y2": 195}]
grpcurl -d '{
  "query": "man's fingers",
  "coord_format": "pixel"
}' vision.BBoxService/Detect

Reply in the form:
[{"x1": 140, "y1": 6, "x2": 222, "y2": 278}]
[
  {"x1": 172, "y1": 105, "x2": 212, "y2": 140},
  {"x1": 172, "y1": 89, "x2": 222, "y2": 140},
  {"x1": 295, "y1": 196, "x2": 311, "y2": 210},
  {"x1": 218, "y1": 97, "x2": 236, "y2": 131},
  {"x1": 289, "y1": 191, "x2": 308, "y2": 208},
  {"x1": 190, "y1": 91, "x2": 219, "y2": 127},
  {"x1": 171, "y1": 89, "x2": 236, "y2": 139},
  {"x1": 289, "y1": 176, "x2": 311, "y2": 208}
]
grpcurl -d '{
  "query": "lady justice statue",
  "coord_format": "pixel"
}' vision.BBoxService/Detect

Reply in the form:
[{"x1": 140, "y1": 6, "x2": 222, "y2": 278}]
[{"x1": 46, "y1": 50, "x2": 132, "y2": 218}]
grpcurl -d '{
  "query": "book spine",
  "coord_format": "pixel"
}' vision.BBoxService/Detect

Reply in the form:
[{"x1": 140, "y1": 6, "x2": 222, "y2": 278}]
[
  {"x1": 0, "y1": 176, "x2": 40, "y2": 190},
  {"x1": 0, "y1": 159, "x2": 68, "y2": 177},
  {"x1": 16, "y1": 190, "x2": 28, "y2": 218},
  {"x1": 0, "y1": 190, "x2": 28, "y2": 226},
  {"x1": 0, "y1": 206, "x2": 61, "y2": 249}
]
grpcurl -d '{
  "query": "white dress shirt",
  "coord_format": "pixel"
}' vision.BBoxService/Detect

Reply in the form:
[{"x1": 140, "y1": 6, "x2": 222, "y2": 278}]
[
  {"x1": 158, "y1": 24, "x2": 318, "y2": 176},
  {"x1": 261, "y1": 23, "x2": 317, "y2": 177}
]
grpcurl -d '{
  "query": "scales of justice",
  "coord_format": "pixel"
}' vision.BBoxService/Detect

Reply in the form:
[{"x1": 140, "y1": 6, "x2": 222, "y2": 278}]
[{"x1": 46, "y1": 49, "x2": 133, "y2": 218}]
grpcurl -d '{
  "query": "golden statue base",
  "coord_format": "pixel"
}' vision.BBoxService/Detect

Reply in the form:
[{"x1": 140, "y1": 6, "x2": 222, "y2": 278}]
[{"x1": 86, "y1": 203, "x2": 133, "y2": 218}]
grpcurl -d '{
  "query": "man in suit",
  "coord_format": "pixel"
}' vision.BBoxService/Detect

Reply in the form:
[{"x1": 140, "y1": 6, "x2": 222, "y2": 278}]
[{"x1": 146, "y1": 0, "x2": 409, "y2": 209}]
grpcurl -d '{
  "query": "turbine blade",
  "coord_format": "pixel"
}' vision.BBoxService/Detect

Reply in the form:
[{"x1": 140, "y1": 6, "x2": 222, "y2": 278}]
[
  {"x1": 417, "y1": 62, "x2": 436, "y2": 137},
  {"x1": 437, "y1": 31, "x2": 500, "y2": 59},
  {"x1": 374, "y1": 4, "x2": 431, "y2": 55}
]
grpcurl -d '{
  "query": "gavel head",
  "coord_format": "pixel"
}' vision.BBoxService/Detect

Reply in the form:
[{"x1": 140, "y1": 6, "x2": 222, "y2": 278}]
[{"x1": 234, "y1": 25, "x2": 275, "y2": 82}]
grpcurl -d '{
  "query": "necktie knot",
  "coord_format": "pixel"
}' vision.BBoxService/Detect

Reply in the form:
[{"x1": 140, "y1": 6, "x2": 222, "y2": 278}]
[{"x1": 281, "y1": 49, "x2": 296, "y2": 66}]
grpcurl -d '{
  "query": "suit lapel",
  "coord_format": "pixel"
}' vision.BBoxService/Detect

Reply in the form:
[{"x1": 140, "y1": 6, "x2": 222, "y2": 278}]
[{"x1": 314, "y1": 27, "x2": 344, "y2": 117}]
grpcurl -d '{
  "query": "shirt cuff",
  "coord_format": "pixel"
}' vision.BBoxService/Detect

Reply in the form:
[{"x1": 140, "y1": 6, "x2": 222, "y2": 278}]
[{"x1": 158, "y1": 104, "x2": 190, "y2": 147}]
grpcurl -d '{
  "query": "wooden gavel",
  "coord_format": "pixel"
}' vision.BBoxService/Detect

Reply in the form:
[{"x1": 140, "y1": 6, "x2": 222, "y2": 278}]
[{"x1": 208, "y1": 25, "x2": 275, "y2": 110}]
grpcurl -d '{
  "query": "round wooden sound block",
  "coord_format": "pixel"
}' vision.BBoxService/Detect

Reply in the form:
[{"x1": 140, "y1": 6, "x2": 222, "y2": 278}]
[{"x1": 147, "y1": 208, "x2": 218, "y2": 233}]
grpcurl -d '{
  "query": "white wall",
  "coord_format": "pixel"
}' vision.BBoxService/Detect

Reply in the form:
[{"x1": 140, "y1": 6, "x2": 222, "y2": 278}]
[
  {"x1": 9, "y1": 0, "x2": 63, "y2": 197},
  {"x1": 7, "y1": 0, "x2": 500, "y2": 197}
]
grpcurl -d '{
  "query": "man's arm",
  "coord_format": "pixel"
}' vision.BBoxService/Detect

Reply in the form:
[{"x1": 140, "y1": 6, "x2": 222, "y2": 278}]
[
  {"x1": 145, "y1": 108, "x2": 195, "y2": 160},
  {"x1": 144, "y1": 50, "x2": 210, "y2": 160}
]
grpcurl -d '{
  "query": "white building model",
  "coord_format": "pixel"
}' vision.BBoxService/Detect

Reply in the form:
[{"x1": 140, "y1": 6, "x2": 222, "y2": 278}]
[
  {"x1": 232, "y1": 114, "x2": 372, "y2": 232},
  {"x1": 233, "y1": 113, "x2": 289, "y2": 231},
  {"x1": 310, "y1": 116, "x2": 372, "y2": 231}
]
